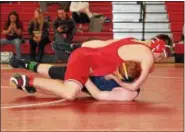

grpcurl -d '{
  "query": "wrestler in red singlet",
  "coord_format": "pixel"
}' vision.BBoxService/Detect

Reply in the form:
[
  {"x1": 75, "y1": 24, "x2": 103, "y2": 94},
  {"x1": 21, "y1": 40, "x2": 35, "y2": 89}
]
[{"x1": 65, "y1": 37, "x2": 152, "y2": 85}]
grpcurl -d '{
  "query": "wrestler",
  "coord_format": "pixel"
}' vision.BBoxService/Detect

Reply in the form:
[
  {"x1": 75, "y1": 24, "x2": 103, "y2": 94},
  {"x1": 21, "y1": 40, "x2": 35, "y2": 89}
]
[
  {"x1": 9, "y1": 58, "x2": 141, "y2": 101},
  {"x1": 9, "y1": 34, "x2": 173, "y2": 101}
]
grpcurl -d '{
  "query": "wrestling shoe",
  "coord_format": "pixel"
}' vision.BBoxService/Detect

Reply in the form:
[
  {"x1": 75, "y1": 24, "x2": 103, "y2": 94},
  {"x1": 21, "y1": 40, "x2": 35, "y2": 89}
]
[
  {"x1": 10, "y1": 73, "x2": 36, "y2": 93},
  {"x1": 9, "y1": 56, "x2": 30, "y2": 68}
]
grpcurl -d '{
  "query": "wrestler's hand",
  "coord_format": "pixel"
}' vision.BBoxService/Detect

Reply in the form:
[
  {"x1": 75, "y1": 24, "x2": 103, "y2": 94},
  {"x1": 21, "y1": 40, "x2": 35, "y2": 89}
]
[
  {"x1": 104, "y1": 74, "x2": 122, "y2": 84},
  {"x1": 104, "y1": 74, "x2": 115, "y2": 80}
]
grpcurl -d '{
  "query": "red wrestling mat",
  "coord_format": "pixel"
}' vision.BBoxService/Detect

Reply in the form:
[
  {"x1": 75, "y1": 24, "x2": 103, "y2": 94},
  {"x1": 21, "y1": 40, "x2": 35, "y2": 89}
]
[{"x1": 1, "y1": 64, "x2": 184, "y2": 131}]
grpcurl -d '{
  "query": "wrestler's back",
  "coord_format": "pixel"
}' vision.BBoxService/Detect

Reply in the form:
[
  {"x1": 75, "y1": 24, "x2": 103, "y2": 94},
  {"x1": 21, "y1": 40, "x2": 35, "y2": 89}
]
[
  {"x1": 68, "y1": 38, "x2": 154, "y2": 76},
  {"x1": 81, "y1": 38, "x2": 153, "y2": 63},
  {"x1": 82, "y1": 39, "x2": 119, "y2": 48}
]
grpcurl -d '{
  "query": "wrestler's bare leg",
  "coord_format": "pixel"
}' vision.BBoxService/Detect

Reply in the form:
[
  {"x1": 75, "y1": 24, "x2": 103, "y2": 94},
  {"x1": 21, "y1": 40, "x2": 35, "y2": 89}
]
[
  {"x1": 10, "y1": 75, "x2": 82, "y2": 101},
  {"x1": 36, "y1": 64, "x2": 54, "y2": 78}
]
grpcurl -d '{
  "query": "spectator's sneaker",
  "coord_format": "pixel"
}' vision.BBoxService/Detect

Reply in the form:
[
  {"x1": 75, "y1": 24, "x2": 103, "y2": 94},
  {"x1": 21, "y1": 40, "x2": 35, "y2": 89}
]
[
  {"x1": 102, "y1": 16, "x2": 111, "y2": 23},
  {"x1": 10, "y1": 73, "x2": 36, "y2": 93},
  {"x1": 104, "y1": 18, "x2": 111, "y2": 23},
  {"x1": 9, "y1": 56, "x2": 30, "y2": 68},
  {"x1": 70, "y1": 43, "x2": 82, "y2": 51}
]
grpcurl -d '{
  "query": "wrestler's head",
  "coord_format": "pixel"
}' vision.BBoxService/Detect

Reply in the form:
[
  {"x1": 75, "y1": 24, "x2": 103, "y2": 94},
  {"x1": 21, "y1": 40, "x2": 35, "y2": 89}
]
[
  {"x1": 115, "y1": 61, "x2": 142, "y2": 82},
  {"x1": 150, "y1": 34, "x2": 173, "y2": 61}
]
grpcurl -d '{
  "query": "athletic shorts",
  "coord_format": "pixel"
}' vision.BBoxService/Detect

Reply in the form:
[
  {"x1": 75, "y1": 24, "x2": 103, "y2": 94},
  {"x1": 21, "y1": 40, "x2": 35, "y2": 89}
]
[{"x1": 64, "y1": 48, "x2": 92, "y2": 87}]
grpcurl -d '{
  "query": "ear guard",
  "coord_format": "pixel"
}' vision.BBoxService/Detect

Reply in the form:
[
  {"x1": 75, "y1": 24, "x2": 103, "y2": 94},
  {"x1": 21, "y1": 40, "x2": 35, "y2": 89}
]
[{"x1": 151, "y1": 37, "x2": 171, "y2": 58}]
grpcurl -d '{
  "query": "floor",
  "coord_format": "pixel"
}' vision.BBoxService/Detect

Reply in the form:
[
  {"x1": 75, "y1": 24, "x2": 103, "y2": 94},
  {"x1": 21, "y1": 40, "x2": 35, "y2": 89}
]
[{"x1": 1, "y1": 64, "x2": 184, "y2": 131}]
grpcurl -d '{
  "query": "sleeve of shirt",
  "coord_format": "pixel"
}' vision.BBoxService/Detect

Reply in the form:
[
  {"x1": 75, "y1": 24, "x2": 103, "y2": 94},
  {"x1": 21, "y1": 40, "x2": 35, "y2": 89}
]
[
  {"x1": 53, "y1": 19, "x2": 59, "y2": 33},
  {"x1": 42, "y1": 21, "x2": 50, "y2": 38},
  {"x1": 68, "y1": 19, "x2": 76, "y2": 34},
  {"x1": 28, "y1": 21, "x2": 34, "y2": 37}
]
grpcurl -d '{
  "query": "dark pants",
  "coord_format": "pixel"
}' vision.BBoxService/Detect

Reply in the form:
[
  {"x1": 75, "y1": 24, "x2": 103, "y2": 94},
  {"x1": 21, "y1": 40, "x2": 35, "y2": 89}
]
[
  {"x1": 54, "y1": 32, "x2": 73, "y2": 44},
  {"x1": 72, "y1": 12, "x2": 90, "y2": 24},
  {"x1": 29, "y1": 37, "x2": 50, "y2": 62},
  {"x1": 39, "y1": 2, "x2": 71, "y2": 12}
]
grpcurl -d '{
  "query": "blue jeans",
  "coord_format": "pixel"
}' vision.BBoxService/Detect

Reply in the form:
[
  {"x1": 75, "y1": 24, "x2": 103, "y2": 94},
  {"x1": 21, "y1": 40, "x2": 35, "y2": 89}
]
[{"x1": 0, "y1": 38, "x2": 22, "y2": 59}]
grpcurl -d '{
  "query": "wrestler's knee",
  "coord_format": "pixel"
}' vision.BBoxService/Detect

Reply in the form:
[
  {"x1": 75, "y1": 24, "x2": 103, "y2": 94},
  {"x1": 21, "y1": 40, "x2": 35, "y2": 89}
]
[
  {"x1": 65, "y1": 90, "x2": 78, "y2": 101},
  {"x1": 63, "y1": 82, "x2": 82, "y2": 101}
]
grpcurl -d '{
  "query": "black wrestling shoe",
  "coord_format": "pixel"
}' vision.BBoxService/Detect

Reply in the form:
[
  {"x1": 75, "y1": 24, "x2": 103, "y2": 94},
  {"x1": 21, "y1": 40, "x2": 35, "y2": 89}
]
[
  {"x1": 9, "y1": 56, "x2": 30, "y2": 68},
  {"x1": 10, "y1": 73, "x2": 36, "y2": 93}
]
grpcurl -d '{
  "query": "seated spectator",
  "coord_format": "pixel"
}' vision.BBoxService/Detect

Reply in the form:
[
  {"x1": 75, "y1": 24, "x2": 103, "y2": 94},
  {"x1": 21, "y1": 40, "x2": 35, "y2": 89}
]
[
  {"x1": 70, "y1": 2, "x2": 91, "y2": 32},
  {"x1": 28, "y1": 8, "x2": 50, "y2": 62},
  {"x1": 53, "y1": 8, "x2": 76, "y2": 43},
  {"x1": 39, "y1": 2, "x2": 71, "y2": 12},
  {"x1": 1, "y1": 11, "x2": 23, "y2": 59},
  {"x1": 52, "y1": 8, "x2": 76, "y2": 62}
]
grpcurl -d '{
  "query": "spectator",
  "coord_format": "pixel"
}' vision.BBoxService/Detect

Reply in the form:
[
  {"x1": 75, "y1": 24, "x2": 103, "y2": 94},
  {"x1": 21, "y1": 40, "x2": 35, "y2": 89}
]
[
  {"x1": 39, "y1": 2, "x2": 71, "y2": 12},
  {"x1": 70, "y1": 2, "x2": 91, "y2": 32},
  {"x1": 53, "y1": 8, "x2": 76, "y2": 43},
  {"x1": 1, "y1": 11, "x2": 23, "y2": 59},
  {"x1": 28, "y1": 8, "x2": 50, "y2": 62},
  {"x1": 70, "y1": 2, "x2": 110, "y2": 32}
]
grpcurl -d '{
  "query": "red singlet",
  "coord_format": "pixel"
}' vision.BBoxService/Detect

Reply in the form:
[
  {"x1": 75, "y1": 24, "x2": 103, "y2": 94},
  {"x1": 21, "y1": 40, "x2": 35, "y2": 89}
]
[{"x1": 64, "y1": 37, "x2": 150, "y2": 85}]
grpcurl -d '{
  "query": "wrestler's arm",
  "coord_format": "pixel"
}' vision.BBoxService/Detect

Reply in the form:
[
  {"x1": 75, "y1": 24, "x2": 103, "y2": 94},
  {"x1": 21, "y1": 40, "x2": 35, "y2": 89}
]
[
  {"x1": 85, "y1": 78, "x2": 137, "y2": 101},
  {"x1": 119, "y1": 59, "x2": 153, "y2": 91},
  {"x1": 84, "y1": 78, "x2": 102, "y2": 99},
  {"x1": 116, "y1": 45, "x2": 154, "y2": 91},
  {"x1": 104, "y1": 65, "x2": 155, "y2": 90}
]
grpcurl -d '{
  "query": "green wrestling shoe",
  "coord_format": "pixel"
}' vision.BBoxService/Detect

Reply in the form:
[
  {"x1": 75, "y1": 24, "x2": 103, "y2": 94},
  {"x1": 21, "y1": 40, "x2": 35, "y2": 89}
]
[{"x1": 10, "y1": 73, "x2": 36, "y2": 93}]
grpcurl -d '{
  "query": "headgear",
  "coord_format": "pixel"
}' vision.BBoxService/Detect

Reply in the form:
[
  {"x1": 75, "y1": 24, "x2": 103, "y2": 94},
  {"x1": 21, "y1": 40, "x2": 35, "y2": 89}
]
[{"x1": 151, "y1": 37, "x2": 171, "y2": 58}]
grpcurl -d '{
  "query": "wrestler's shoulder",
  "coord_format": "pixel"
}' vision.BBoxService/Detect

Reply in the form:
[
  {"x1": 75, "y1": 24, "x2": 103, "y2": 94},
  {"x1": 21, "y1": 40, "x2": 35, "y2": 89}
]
[{"x1": 118, "y1": 44, "x2": 154, "y2": 61}]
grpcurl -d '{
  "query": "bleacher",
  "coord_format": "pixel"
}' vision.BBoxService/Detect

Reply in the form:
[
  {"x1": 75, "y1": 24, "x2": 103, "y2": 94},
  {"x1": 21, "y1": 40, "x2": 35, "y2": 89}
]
[
  {"x1": 0, "y1": 2, "x2": 113, "y2": 55},
  {"x1": 112, "y1": 1, "x2": 184, "y2": 63},
  {"x1": 0, "y1": 1, "x2": 184, "y2": 63},
  {"x1": 165, "y1": 1, "x2": 184, "y2": 63}
]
